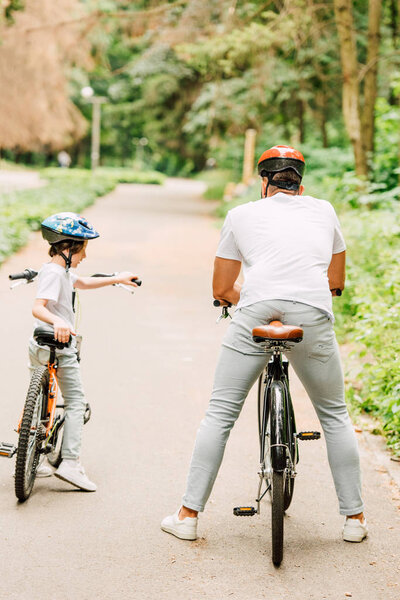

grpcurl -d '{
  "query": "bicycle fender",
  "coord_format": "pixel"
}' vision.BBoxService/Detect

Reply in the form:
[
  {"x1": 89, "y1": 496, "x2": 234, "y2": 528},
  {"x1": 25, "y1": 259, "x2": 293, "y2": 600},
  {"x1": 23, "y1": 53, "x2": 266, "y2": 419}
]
[{"x1": 270, "y1": 381, "x2": 288, "y2": 472}]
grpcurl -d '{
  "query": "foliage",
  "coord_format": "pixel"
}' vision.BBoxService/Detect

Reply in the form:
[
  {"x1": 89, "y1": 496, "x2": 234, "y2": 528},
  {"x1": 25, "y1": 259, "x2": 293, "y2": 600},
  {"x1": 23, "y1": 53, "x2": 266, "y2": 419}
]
[
  {"x1": 0, "y1": 167, "x2": 164, "y2": 265},
  {"x1": 0, "y1": 0, "x2": 91, "y2": 150},
  {"x1": 336, "y1": 208, "x2": 400, "y2": 455}
]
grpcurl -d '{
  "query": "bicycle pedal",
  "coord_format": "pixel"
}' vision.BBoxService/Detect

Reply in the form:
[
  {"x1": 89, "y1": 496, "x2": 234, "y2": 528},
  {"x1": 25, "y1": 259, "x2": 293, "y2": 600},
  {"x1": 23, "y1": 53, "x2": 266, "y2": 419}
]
[
  {"x1": 233, "y1": 506, "x2": 257, "y2": 516},
  {"x1": 296, "y1": 431, "x2": 321, "y2": 441},
  {"x1": 0, "y1": 442, "x2": 17, "y2": 458}
]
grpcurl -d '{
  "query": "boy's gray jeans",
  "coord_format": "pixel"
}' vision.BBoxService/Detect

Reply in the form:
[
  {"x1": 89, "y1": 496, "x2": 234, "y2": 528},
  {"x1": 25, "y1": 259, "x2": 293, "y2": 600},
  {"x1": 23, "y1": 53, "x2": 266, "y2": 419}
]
[
  {"x1": 28, "y1": 341, "x2": 86, "y2": 460},
  {"x1": 182, "y1": 300, "x2": 364, "y2": 516}
]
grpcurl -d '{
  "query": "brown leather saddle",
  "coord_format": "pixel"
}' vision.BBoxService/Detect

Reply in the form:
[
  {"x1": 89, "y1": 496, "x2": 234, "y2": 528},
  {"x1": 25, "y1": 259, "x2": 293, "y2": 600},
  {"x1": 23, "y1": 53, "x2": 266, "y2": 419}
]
[{"x1": 252, "y1": 320, "x2": 303, "y2": 344}]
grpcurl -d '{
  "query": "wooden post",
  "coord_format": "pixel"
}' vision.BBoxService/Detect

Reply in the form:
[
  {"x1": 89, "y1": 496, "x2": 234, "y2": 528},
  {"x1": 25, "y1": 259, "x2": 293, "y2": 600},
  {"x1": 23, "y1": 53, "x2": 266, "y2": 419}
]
[{"x1": 242, "y1": 128, "x2": 256, "y2": 185}]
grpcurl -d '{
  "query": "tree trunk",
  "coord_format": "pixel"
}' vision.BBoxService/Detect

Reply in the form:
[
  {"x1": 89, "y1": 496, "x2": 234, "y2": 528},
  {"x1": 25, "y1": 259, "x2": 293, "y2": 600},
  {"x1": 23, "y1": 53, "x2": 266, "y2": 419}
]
[
  {"x1": 361, "y1": 0, "x2": 382, "y2": 157},
  {"x1": 298, "y1": 98, "x2": 306, "y2": 144},
  {"x1": 333, "y1": 0, "x2": 368, "y2": 177},
  {"x1": 316, "y1": 90, "x2": 329, "y2": 148}
]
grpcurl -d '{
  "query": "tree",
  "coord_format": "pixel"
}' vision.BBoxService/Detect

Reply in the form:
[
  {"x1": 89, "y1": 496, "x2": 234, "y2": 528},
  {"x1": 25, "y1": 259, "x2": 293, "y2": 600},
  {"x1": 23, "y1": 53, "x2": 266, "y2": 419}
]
[{"x1": 0, "y1": 0, "x2": 92, "y2": 151}]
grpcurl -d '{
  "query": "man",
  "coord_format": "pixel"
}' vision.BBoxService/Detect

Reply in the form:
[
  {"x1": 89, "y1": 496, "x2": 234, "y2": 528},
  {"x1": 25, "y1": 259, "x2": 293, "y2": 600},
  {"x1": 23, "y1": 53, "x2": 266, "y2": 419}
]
[{"x1": 161, "y1": 145, "x2": 367, "y2": 543}]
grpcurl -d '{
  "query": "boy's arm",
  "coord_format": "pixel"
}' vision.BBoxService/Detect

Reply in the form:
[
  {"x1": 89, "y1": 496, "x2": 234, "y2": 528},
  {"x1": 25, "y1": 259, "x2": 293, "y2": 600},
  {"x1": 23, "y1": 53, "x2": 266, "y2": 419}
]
[
  {"x1": 74, "y1": 271, "x2": 139, "y2": 290},
  {"x1": 32, "y1": 299, "x2": 74, "y2": 343}
]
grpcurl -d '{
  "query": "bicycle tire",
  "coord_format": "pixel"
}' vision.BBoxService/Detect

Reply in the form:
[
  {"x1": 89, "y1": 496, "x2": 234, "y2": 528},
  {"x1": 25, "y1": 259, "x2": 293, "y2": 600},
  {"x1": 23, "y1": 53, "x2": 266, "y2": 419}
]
[
  {"x1": 15, "y1": 367, "x2": 48, "y2": 502},
  {"x1": 270, "y1": 381, "x2": 286, "y2": 566},
  {"x1": 271, "y1": 471, "x2": 284, "y2": 566}
]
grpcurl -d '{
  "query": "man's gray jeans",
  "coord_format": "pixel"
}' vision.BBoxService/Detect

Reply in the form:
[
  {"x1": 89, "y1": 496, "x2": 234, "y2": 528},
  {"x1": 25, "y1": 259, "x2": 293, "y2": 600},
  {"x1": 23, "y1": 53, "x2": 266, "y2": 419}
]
[
  {"x1": 182, "y1": 300, "x2": 364, "y2": 516},
  {"x1": 28, "y1": 341, "x2": 86, "y2": 460}
]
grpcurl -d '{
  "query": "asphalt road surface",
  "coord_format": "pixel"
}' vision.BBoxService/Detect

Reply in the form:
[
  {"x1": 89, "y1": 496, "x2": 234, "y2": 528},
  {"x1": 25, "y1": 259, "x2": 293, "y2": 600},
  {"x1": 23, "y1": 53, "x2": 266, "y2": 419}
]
[{"x1": 0, "y1": 179, "x2": 399, "y2": 600}]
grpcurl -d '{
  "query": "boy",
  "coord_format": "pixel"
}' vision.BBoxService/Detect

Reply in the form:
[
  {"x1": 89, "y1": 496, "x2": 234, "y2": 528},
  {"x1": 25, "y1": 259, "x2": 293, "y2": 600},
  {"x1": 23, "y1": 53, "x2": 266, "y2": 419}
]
[{"x1": 30, "y1": 212, "x2": 138, "y2": 491}]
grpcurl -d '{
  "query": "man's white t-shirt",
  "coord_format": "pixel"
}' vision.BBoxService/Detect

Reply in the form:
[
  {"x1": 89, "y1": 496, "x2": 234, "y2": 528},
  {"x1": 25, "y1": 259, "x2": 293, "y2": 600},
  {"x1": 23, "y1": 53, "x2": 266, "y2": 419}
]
[
  {"x1": 216, "y1": 193, "x2": 346, "y2": 320},
  {"x1": 31, "y1": 263, "x2": 77, "y2": 352}
]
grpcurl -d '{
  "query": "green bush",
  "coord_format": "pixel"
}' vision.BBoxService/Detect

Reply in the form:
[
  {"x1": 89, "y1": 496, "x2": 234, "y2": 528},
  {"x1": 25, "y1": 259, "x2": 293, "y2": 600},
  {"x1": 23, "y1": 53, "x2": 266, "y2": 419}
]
[
  {"x1": 41, "y1": 167, "x2": 165, "y2": 185},
  {"x1": 335, "y1": 207, "x2": 400, "y2": 455}
]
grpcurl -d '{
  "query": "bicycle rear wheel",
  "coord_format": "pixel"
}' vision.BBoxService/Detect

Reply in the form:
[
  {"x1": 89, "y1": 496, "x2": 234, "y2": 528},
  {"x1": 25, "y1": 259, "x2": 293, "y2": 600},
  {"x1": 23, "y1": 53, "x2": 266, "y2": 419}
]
[
  {"x1": 15, "y1": 367, "x2": 48, "y2": 502},
  {"x1": 270, "y1": 381, "x2": 286, "y2": 566}
]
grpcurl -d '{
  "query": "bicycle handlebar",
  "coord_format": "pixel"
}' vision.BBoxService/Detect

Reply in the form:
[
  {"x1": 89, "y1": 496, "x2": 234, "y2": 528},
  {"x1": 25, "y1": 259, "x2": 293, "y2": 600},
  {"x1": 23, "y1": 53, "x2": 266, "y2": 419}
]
[
  {"x1": 9, "y1": 269, "x2": 38, "y2": 282},
  {"x1": 213, "y1": 299, "x2": 232, "y2": 307},
  {"x1": 91, "y1": 273, "x2": 142, "y2": 286}
]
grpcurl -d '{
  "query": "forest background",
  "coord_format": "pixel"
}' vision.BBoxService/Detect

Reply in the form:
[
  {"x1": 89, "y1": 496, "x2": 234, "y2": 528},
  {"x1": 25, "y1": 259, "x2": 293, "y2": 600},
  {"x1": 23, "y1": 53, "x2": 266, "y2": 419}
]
[{"x1": 0, "y1": 0, "x2": 400, "y2": 454}]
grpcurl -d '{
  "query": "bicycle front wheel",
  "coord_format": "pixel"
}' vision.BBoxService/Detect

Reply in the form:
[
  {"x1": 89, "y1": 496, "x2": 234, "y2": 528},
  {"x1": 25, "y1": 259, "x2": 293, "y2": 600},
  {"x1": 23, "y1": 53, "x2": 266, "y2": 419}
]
[
  {"x1": 15, "y1": 367, "x2": 48, "y2": 502},
  {"x1": 271, "y1": 471, "x2": 284, "y2": 566}
]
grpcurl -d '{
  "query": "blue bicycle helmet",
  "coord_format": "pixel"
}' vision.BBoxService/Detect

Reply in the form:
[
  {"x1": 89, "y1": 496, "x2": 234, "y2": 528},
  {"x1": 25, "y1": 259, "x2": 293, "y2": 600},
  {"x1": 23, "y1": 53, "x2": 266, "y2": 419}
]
[{"x1": 41, "y1": 212, "x2": 99, "y2": 244}]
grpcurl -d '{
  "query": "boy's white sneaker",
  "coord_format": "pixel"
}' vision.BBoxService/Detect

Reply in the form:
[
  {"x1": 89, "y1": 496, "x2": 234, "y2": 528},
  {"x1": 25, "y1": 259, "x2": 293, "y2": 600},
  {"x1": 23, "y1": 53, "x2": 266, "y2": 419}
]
[
  {"x1": 161, "y1": 509, "x2": 198, "y2": 540},
  {"x1": 54, "y1": 460, "x2": 97, "y2": 492},
  {"x1": 36, "y1": 464, "x2": 53, "y2": 478},
  {"x1": 343, "y1": 517, "x2": 368, "y2": 542}
]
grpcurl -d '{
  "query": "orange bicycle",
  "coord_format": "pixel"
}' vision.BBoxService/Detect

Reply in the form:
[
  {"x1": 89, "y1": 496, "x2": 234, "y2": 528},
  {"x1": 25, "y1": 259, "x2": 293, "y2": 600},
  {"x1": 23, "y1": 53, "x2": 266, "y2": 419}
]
[{"x1": 0, "y1": 268, "x2": 141, "y2": 502}]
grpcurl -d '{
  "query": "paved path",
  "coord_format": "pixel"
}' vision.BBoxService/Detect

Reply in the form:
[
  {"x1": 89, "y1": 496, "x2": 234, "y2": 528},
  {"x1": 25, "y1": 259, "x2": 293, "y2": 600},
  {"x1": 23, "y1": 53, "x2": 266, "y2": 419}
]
[
  {"x1": 0, "y1": 180, "x2": 399, "y2": 599},
  {"x1": 0, "y1": 169, "x2": 44, "y2": 193}
]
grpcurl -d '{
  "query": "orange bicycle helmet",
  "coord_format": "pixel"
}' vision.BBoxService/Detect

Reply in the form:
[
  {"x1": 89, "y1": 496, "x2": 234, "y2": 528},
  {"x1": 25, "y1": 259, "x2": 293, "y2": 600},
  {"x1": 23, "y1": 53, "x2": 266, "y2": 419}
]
[{"x1": 257, "y1": 145, "x2": 305, "y2": 192}]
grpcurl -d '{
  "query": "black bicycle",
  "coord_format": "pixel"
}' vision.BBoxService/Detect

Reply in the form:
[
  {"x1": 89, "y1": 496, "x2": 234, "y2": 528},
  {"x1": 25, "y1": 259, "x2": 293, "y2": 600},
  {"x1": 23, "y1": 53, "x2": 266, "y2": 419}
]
[{"x1": 214, "y1": 300, "x2": 322, "y2": 566}]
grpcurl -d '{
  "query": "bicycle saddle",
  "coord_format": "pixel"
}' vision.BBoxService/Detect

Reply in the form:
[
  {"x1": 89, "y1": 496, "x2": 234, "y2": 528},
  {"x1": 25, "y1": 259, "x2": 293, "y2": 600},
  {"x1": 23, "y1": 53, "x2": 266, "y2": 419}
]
[
  {"x1": 252, "y1": 321, "x2": 303, "y2": 343},
  {"x1": 33, "y1": 326, "x2": 71, "y2": 350}
]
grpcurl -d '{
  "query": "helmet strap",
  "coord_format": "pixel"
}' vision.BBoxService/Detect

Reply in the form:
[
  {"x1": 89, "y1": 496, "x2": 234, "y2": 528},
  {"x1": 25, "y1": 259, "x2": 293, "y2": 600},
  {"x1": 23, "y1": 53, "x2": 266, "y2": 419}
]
[
  {"x1": 60, "y1": 249, "x2": 73, "y2": 272},
  {"x1": 266, "y1": 172, "x2": 300, "y2": 194}
]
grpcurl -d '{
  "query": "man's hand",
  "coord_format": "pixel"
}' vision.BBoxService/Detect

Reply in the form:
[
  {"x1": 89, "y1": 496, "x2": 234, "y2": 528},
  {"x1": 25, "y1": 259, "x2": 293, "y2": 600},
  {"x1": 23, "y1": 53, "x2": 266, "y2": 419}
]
[
  {"x1": 53, "y1": 317, "x2": 75, "y2": 343},
  {"x1": 114, "y1": 272, "x2": 139, "y2": 288}
]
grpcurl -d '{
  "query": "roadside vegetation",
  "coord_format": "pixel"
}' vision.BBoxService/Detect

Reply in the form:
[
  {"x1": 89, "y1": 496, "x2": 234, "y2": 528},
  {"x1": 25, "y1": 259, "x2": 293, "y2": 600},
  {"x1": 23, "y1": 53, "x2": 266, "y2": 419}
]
[{"x1": 0, "y1": 168, "x2": 164, "y2": 266}]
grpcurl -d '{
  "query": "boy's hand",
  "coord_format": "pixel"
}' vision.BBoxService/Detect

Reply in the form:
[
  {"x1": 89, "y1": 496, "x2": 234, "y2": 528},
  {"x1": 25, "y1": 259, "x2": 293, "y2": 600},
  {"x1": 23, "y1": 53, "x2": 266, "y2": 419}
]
[
  {"x1": 53, "y1": 317, "x2": 75, "y2": 343},
  {"x1": 114, "y1": 272, "x2": 139, "y2": 288}
]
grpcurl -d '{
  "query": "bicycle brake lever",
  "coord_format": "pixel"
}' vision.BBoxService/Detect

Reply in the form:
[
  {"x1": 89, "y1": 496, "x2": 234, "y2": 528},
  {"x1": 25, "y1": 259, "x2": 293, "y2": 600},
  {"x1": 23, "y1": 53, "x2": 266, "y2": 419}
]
[{"x1": 10, "y1": 280, "x2": 27, "y2": 290}]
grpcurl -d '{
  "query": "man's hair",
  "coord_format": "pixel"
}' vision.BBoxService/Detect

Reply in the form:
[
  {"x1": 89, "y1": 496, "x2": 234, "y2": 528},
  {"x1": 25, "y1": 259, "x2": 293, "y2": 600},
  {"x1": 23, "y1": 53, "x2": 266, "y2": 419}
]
[
  {"x1": 269, "y1": 169, "x2": 301, "y2": 190},
  {"x1": 49, "y1": 239, "x2": 84, "y2": 257}
]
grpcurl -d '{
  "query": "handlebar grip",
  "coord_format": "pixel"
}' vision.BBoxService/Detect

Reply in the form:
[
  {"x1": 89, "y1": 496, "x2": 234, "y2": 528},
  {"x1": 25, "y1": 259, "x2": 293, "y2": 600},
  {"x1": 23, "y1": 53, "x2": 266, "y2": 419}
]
[
  {"x1": 9, "y1": 272, "x2": 27, "y2": 281},
  {"x1": 9, "y1": 269, "x2": 38, "y2": 281},
  {"x1": 331, "y1": 288, "x2": 342, "y2": 297},
  {"x1": 91, "y1": 273, "x2": 142, "y2": 286},
  {"x1": 213, "y1": 299, "x2": 232, "y2": 307}
]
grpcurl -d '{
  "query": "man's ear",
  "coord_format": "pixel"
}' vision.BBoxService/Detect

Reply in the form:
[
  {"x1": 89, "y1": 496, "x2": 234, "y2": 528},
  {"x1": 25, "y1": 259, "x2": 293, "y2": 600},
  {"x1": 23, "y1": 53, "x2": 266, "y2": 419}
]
[{"x1": 299, "y1": 184, "x2": 304, "y2": 195}]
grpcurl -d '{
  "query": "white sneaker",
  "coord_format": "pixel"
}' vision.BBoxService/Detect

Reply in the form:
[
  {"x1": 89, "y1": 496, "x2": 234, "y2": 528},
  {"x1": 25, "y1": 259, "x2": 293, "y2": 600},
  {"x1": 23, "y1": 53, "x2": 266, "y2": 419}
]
[
  {"x1": 36, "y1": 464, "x2": 53, "y2": 478},
  {"x1": 54, "y1": 460, "x2": 97, "y2": 492},
  {"x1": 343, "y1": 517, "x2": 368, "y2": 542},
  {"x1": 161, "y1": 509, "x2": 198, "y2": 540}
]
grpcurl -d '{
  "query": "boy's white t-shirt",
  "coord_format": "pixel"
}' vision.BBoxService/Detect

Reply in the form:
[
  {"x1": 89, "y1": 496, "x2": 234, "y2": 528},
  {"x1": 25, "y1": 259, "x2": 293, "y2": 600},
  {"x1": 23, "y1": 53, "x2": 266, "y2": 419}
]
[
  {"x1": 216, "y1": 193, "x2": 346, "y2": 320},
  {"x1": 31, "y1": 263, "x2": 77, "y2": 352}
]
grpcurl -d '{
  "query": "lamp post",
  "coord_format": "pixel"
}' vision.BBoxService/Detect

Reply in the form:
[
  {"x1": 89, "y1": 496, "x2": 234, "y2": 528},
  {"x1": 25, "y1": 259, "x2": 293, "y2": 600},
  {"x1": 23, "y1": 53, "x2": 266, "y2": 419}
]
[{"x1": 81, "y1": 86, "x2": 107, "y2": 171}]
